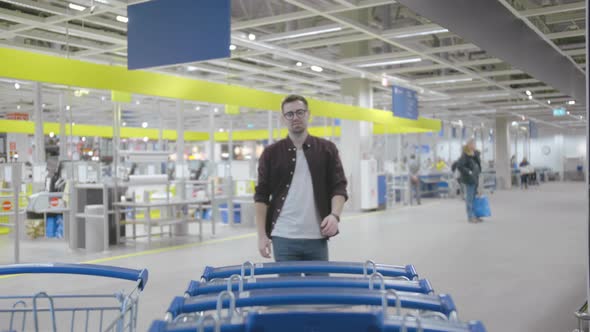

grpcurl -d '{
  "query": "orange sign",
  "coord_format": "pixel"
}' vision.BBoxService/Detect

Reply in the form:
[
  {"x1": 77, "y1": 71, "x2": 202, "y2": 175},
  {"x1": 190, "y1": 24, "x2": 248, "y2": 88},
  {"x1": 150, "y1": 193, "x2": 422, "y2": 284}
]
[
  {"x1": 50, "y1": 197, "x2": 59, "y2": 207},
  {"x1": 9, "y1": 142, "x2": 16, "y2": 151},
  {"x1": 2, "y1": 201, "x2": 12, "y2": 212}
]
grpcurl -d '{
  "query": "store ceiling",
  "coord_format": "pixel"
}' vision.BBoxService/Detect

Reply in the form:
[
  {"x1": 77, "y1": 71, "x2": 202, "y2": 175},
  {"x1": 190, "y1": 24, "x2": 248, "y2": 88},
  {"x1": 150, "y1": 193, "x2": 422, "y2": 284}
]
[{"x1": 0, "y1": 0, "x2": 586, "y2": 131}]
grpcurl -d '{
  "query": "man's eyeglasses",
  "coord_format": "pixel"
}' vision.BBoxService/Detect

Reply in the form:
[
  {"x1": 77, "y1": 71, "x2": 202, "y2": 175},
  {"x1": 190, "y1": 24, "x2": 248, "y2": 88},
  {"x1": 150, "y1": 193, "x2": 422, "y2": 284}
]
[{"x1": 283, "y1": 109, "x2": 307, "y2": 120}]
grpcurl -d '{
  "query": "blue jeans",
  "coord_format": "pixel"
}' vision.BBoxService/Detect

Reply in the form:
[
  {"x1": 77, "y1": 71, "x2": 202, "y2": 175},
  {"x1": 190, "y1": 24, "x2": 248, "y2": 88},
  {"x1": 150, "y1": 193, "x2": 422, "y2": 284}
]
[
  {"x1": 464, "y1": 184, "x2": 477, "y2": 219},
  {"x1": 272, "y1": 237, "x2": 329, "y2": 262}
]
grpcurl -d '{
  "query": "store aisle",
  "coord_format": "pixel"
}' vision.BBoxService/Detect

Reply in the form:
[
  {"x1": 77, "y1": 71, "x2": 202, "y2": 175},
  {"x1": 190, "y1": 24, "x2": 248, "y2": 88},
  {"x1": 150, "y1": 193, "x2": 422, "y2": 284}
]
[{"x1": 0, "y1": 182, "x2": 585, "y2": 331}]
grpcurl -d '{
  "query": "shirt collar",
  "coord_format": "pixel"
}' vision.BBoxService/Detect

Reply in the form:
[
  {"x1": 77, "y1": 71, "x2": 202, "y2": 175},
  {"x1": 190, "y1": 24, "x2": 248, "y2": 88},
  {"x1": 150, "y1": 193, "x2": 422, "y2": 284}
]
[{"x1": 286, "y1": 133, "x2": 314, "y2": 150}]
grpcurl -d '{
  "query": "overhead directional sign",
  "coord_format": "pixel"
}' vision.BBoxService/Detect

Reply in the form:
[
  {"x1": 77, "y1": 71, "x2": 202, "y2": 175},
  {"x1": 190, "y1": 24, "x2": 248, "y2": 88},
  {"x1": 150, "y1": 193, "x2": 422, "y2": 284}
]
[
  {"x1": 392, "y1": 86, "x2": 418, "y2": 120},
  {"x1": 128, "y1": 0, "x2": 231, "y2": 70}
]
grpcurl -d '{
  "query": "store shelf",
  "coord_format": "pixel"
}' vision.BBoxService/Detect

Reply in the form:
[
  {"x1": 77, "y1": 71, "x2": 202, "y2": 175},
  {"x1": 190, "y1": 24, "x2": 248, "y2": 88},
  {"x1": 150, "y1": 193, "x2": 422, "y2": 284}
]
[{"x1": 114, "y1": 199, "x2": 209, "y2": 208}]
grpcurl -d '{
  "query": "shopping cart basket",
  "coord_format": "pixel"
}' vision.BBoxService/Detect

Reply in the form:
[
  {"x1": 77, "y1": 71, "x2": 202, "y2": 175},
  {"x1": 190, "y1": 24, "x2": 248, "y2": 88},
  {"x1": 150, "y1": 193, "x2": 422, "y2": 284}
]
[{"x1": 0, "y1": 263, "x2": 148, "y2": 332}]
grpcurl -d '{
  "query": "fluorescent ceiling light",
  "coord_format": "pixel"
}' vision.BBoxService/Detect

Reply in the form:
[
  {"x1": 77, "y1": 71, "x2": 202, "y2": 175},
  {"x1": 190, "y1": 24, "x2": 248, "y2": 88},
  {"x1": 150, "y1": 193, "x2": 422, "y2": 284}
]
[
  {"x1": 310, "y1": 65, "x2": 323, "y2": 72},
  {"x1": 503, "y1": 104, "x2": 539, "y2": 109},
  {"x1": 229, "y1": 44, "x2": 236, "y2": 51},
  {"x1": 14, "y1": 82, "x2": 20, "y2": 90},
  {"x1": 568, "y1": 100, "x2": 576, "y2": 105},
  {"x1": 248, "y1": 33, "x2": 256, "y2": 41},
  {"x1": 195, "y1": 106, "x2": 200, "y2": 111},
  {"x1": 95, "y1": 0, "x2": 109, "y2": 3},
  {"x1": 143, "y1": 137, "x2": 149, "y2": 142},
  {"x1": 422, "y1": 77, "x2": 472, "y2": 85},
  {"x1": 356, "y1": 57, "x2": 422, "y2": 68},
  {"x1": 547, "y1": 100, "x2": 551, "y2": 104},
  {"x1": 68, "y1": 3, "x2": 86, "y2": 11},
  {"x1": 219, "y1": 128, "x2": 225, "y2": 132},
  {"x1": 66, "y1": 105, "x2": 71, "y2": 111},
  {"x1": 296, "y1": 61, "x2": 303, "y2": 67},
  {"x1": 116, "y1": 15, "x2": 128, "y2": 23},
  {"x1": 187, "y1": 66, "x2": 198, "y2": 71},
  {"x1": 122, "y1": 122, "x2": 126, "y2": 126},
  {"x1": 472, "y1": 92, "x2": 510, "y2": 98},
  {"x1": 525, "y1": 90, "x2": 532, "y2": 96},
  {"x1": 264, "y1": 26, "x2": 342, "y2": 42},
  {"x1": 528, "y1": 95, "x2": 533, "y2": 100},
  {"x1": 82, "y1": 137, "x2": 86, "y2": 142},
  {"x1": 141, "y1": 122, "x2": 148, "y2": 128},
  {"x1": 394, "y1": 28, "x2": 448, "y2": 39},
  {"x1": 49, "y1": 132, "x2": 55, "y2": 138}
]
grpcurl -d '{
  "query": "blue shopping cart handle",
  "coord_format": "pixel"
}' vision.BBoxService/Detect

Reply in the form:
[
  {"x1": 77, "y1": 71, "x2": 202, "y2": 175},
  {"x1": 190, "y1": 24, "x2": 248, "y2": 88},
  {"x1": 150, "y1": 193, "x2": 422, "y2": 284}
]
[
  {"x1": 201, "y1": 261, "x2": 418, "y2": 281},
  {"x1": 0, "y1": 263, "x2": 149, "y2": 290},
  {"x1": 149, "y1": 312, "x2": 484, "y2": 332},
  {"x1": 167, "y1": 288, "x2": 455, "y2": 319},
  {"x1": 185, "y1": 276, "x2": 433, "y2": 297}
]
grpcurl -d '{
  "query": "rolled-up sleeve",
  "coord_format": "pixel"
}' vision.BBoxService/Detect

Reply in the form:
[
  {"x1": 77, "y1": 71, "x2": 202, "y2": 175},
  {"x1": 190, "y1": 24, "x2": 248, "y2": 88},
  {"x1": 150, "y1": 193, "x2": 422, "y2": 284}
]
[
  {"x1": 328, "y1": 143, "x2": 348, "y2": 201},
  {"x1": 254, "y1": 148, "x2": 271, "y2": 204}
]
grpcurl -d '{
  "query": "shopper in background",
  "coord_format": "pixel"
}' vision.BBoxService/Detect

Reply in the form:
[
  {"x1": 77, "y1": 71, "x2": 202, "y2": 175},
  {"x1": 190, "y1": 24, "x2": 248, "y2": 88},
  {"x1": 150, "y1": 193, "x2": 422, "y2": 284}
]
[
  {"x1": 519, "y1": 157, "x2": 531, "y2": 189},
  {"x1": 456, "y1": 139, "x2": 482, "y2": 223},
  {"x1": 408, "y1": 154, "x2": 421, "y2": 205},
  {"x1": 254, "y1": 94, "x2": 348, "y2": 261}
]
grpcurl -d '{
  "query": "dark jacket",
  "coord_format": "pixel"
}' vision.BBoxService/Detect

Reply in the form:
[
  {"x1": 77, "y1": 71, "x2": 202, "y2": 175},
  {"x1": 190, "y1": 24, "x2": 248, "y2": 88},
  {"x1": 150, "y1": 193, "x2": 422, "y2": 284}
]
[
  {"x1": 254, "y1": 134, "x2": 348, "y2": 238},
  {"x1": 456, "y1": 149, "x2": 481, "y2": 185}
]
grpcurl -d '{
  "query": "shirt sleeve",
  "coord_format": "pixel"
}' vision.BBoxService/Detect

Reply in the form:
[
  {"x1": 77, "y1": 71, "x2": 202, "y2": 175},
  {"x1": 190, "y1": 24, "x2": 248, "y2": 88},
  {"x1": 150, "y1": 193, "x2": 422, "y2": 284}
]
[
  {"x1": 254, "y1": 148, "x2": 271, "y2": 204},
  {"x1": 328, "y1": 142, "x2": 348, "y2": 201}
]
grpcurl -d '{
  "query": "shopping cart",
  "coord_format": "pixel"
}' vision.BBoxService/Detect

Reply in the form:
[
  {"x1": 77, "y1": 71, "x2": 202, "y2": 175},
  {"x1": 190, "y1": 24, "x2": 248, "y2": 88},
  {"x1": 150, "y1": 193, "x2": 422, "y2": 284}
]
[
  {"x1": 0, "y1": 263, "x2": 148, "y2": 332},
  {"x1": 200, "y1": 260, "x2": 418, "y2": 281},
  {"x1": 184, "y1": 274, "x2": 434, "y2": 297},
  {"x1": 149, "y1": 312, "x2": 486, "y2": 332},
  {"x1": 148, "y1": 260, "x2": 486, "y2": 332}
]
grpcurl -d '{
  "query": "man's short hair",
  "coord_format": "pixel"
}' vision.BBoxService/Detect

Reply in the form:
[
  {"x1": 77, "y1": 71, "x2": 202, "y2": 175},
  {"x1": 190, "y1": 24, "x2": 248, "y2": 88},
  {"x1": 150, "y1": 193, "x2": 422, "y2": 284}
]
[{"x1": 281, "y1": 94, "x2": 308, "y2": 111}]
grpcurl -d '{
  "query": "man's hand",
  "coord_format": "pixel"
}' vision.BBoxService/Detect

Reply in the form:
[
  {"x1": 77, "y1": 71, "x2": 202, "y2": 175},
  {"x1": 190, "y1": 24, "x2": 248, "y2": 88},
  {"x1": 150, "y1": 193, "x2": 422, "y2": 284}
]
[
  {"x1": 320, "y1": 214, "x2": 339, "y2": 237},
  {"x1": 258, "y1": 235, "x2": 272, "y2": 259}
]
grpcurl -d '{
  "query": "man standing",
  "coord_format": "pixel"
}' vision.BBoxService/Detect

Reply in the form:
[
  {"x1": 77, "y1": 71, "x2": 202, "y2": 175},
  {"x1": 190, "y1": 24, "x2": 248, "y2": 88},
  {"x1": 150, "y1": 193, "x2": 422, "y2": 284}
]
[
  {"x1": 408, "y1": 154, "x2": 421, "y2": 205},
  {"x1": 254, "y1": 95, "x2": 348, "y2": 261}
]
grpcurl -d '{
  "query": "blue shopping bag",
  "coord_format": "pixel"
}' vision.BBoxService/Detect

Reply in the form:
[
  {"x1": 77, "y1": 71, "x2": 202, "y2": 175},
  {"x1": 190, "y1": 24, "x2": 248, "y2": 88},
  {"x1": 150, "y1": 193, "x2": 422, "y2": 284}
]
[{"x1": 474, "y1": 195, "x2": 491, "y2": 218}]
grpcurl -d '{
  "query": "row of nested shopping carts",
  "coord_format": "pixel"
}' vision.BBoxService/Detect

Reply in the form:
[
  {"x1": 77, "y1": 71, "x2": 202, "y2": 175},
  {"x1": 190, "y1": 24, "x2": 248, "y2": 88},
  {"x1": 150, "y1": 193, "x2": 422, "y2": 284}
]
[
  {"x1": 149, "y1": 260, "x2": 486, "y2": 332},
  {"x1": 0, "y1": 260, "x2": 486, "y2": 332}
]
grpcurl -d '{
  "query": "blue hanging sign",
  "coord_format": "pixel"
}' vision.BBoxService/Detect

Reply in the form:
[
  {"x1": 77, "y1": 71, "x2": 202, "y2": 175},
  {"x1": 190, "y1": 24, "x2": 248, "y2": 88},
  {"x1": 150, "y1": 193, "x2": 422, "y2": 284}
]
[{"x1": 392, "y1": 86, "x2": 418, "y2": 120}]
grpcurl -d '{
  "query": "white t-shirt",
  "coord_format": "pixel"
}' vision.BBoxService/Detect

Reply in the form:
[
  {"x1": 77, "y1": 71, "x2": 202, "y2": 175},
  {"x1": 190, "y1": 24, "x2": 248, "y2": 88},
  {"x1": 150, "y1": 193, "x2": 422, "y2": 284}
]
[{"x1": 271, "y1": 149, "x2": 323, "y2": 239}]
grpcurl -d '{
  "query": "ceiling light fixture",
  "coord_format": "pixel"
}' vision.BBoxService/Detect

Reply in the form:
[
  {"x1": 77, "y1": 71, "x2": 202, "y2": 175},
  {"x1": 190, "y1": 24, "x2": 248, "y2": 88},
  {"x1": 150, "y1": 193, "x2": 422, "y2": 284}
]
[
  {"x1": 264, "y1": 26, "x2": 342, "y2": 42},
  {"x1": 525, "y1": 90, "x2": 532, "y2": 96},
  {"x1": 214, "y1": 108, "x2": 219, "y2": 113},
  {"x1": 82, "y1": 136, "x2": 86, "y2": 142},
  {"x1": 49, "y1": 132, "x2": 55, "y2": 138},
  {"x1": 187, "y1": 66, "x2": 198, "y2": 71},
  {"x1": 394, "y1": 28, "x2": 448, "y2": 39},
  {"x1": 248, "y1": 33, "x2": 256, "y2": 41},
  {"x1": 66, "y1": 105, "x2": 71, "y2": 111},
  {"x1": 472, "y1": 92, "x2": 510, "y2": 98},
  {"x1": 143, "y1": 137, "x2": 149, "y2": 142},
  {"x1": 141, "y1": 122, "x2": 148, "y2": 128},
  {"x1": 310, "y1": 65, "x2": 323, "y2": 72},
  {"x1": 14, "y1": 82, "x2": 20, "y2": 90},
  {"x1": 229, "y1": 44, "x2": 236, "y2": 51},
  {"x1": 68, "y1": 3, "x2": 86, "y2": 11},
  {"x1": 567, "y1": 111, "x2": 571, "y2": 115},
  {"x1": 72, "y1": 122, "x2": 76, "y2": 126},
  {"x1": 16, "y1": 105, "x2": 20, "y2": 110},
  {"x1": 568, "y1": 100, "x2": 576, "y2": 105},
  {"x1": 195, "y1": 106, "x2": 201, "y2": 111},
  {"x1": 116, "y1": 15, "x2": 128, "y2": 23},
  {"x1": 135, "y1": 100, "x2": 140, "y2": 105},
  {"x1": 101, "y1": 96, "x2": 106, "y2": 101},
  {"x1": 422, "y1": 77, "x2": 473, "y2": 85},
  {"x1": 219, "y1": 128, "x2": 225, "y2": 132},
  {"x1": 547, "y1": 100, "x2": 551, "y2": 105},
  {"x1": 356, "y1": 57, "x2": 422, "y2": 68},
  {"x1": 296, "y1": 61, "x2": 303, "y2": 67},
  {"x1": 528, "y1": 95, "x2": 533, "y2": 100},
  {"x1": 122, "y1": 122, "x2": 126, "y2": 126}
]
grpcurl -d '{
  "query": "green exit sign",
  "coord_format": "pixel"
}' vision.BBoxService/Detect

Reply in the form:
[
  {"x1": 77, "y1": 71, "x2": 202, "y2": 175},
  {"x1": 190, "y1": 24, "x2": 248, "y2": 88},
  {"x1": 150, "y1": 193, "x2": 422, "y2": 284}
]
[{"x1": 553, "y1": 108, "x2": 566, "y2": 117}]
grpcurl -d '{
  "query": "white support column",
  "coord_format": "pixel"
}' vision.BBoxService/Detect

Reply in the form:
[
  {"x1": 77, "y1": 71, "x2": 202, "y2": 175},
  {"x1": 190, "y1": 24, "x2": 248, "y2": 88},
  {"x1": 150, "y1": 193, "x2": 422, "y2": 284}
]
[
  {"x1": 208, "y1": 107, "x2": 216, "y2": 177},
  {"x1": 495, "y1": 118, "x2": 512, "y2": 189},
  {"x1": 58, "y1": 93, "x2": 66, "y2": 161},
  {"x1": 228, "y1": 117, "x2": 234, "y2": 225},
  {"x1": 33, "y1": 82, "x2": 45, "y2": 164},
  {"x1": 340, "y1": 78, "x2": 373, "y2": 211},
  {"x1": 175, "y1": 100, "x2": 189, "y2": 235},
  {"x1": 158, "y1": 100, "x2": 164, "y2": 150}
]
